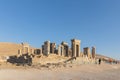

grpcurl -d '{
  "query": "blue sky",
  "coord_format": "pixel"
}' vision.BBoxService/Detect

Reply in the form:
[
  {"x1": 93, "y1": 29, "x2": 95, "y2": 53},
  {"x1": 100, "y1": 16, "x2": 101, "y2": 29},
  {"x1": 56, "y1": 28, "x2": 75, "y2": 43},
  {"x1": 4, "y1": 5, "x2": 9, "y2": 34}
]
[{"x1": 0, "y1": 0, "x2": 120, "y2": 59}]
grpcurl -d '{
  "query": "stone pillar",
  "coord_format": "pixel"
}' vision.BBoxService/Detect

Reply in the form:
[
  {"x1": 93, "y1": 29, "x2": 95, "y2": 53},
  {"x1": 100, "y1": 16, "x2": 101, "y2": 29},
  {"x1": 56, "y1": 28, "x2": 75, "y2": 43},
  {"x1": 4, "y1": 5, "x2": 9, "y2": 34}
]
[
  {"x1": 58, "y1": 45, "x2": 60, "y2": 56},
  {"x1": 44, "y1": 41, "x2": 50, "y2": 55},
  {"x1": 21, "y1": 43, "x2": 30, "y2": 54},
  {"x1": 71, "y1": 39, "x2": 81, "y2": 57},
  {"x1": 61, "y1": 42, "x2": 69, "y2": 57},
  {"x1": 92, "y1": 46, "x2": 96, "y2": 59},
  {"x1": 58, "y1": 45, "x2": 64, "y2": 56},
  {"x1": 50, "y1": 43, "x2": 56, "y2": 54},
  {"x1": 83, "y1": 47, "x2": 91, "y2": 58}
]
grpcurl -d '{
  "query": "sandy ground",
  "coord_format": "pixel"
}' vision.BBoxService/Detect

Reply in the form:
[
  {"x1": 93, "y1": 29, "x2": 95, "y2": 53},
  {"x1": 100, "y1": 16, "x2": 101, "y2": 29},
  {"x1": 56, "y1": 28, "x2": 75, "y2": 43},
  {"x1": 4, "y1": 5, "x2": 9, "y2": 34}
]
[{"x1": 0, "y1": 63, "x2": 120, "y2": 80}]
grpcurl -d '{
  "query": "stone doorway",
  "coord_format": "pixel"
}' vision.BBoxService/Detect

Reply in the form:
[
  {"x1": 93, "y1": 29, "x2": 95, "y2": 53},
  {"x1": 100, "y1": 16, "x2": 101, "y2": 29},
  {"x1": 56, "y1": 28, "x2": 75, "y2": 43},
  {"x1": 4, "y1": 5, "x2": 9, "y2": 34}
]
[{"x1": 76, "y1": 45, "x2": 79, "y2": 57}]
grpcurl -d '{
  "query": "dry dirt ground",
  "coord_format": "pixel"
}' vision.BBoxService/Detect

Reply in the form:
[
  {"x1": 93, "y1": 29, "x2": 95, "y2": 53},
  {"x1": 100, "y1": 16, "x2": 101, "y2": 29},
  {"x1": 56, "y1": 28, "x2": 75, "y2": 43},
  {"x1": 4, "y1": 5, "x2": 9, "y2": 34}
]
[{"x1": 0, "y1": 63, "x2": 120, "y2": 80}]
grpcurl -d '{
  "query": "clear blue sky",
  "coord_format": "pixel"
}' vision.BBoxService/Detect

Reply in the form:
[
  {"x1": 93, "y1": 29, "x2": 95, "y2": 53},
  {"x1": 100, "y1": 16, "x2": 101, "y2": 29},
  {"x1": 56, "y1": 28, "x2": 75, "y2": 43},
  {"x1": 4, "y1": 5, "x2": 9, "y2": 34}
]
[{"x1": 0, "y1": 0, "x2": 120, "y2": 59}]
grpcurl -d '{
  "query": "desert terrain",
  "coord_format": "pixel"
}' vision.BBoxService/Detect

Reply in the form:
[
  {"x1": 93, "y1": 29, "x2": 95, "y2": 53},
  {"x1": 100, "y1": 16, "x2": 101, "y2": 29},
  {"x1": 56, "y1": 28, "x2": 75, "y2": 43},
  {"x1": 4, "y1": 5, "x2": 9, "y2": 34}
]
[{"x1": 0, "y1": 62, "x2": 120, "y2": 80}]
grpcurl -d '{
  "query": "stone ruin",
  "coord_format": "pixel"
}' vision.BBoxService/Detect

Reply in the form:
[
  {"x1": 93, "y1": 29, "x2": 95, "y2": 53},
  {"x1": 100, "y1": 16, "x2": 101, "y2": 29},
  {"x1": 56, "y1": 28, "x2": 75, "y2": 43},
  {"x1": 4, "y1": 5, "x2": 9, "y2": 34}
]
[
  {"x1": 92, "y1": 47, "x2": 96, "y2": 59},
  {"x1": 2, "y1": 39, "x2": 118, "y2": 66},
  {"x1": 17, "y1": 39, "x2": 96, "y2": 59},
  {"x1": 6, "y1": 39, "x2": 97, "y2": 65},
  {"x1": 18, "y1": 43, "x2": 30, "y2": 55},
  {"x1": 83, "y1": 47, "x2": 96, "y2": 59},
  {"x1": 83, "y1": 47, "x2": 91, "y2": 58},
  {"x1": 50, "y1": 43, "x2": 56, "y2": 53},
  {"x1": 71, "y1": 39, "x2": 81, "y2": 57},
  {"x1": 40, "y1": 39, "x2": 96, "y2": 58},
  {"x1": 61, "y1": 42, "x2": 69, "y2": 57}
]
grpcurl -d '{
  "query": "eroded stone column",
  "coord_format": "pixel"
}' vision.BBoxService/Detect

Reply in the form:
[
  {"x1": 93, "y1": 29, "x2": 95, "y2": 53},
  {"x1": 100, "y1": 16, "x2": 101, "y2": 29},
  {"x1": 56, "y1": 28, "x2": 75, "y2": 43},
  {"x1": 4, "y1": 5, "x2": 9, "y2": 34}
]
[
  {"x1": 50, "y1": 43, "x2": 56, "y2": 54},
  {"x1": 92, "y1": 46, "x2": 96, "y2": 59},
  {"x1": 61, "y1": 42, "x2": 69, "y2": 57},
  {"x1": 21, "y1": 43, "x2": 30, "y2": 54},
  {"x1": 71, "y1": 39, "x2": 81, "y2": 57},
  {"x1": 58, "y1": 45, "x2": 64, "y2": 56},
  {"x1": 43, "y1": 41, "x2": 50, "y2": 55},
  {"x1": 83, "y1": 47, "x2": 91, "y2": 58}
]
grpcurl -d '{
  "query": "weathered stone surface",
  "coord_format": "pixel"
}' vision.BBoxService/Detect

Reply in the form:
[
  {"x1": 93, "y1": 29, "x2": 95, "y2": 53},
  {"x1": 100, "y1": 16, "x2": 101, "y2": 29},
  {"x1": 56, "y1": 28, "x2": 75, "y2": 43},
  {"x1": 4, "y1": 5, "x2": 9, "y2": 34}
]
[
  {"x1": 83, "y1": 47, "x2": 91, "y2": 58},
  {"x1": 71, "y1": 39, "x2": 81, "y2": 57},
  {"x1": 92, "y1": 46, "x2": 96, "y2": 59}
]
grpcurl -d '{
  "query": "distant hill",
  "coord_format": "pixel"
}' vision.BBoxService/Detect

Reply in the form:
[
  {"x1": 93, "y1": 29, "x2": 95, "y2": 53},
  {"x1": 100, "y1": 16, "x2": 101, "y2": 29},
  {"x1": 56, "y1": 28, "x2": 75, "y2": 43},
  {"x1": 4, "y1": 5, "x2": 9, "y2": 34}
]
[
  {"x1": 96, "y1": 54, "x2": 115, "y2": 60},
  {"x1": 0, "y1": 42, "x2": 22, "y2": 56}
]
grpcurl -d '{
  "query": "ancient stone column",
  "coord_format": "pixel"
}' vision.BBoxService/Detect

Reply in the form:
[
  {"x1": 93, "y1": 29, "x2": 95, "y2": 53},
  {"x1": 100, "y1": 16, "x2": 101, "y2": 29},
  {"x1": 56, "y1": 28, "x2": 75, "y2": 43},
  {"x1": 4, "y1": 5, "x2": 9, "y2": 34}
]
[
  {"x1": 71, "y1": 39, "x2": 81, "y2": 57},
  {"x1": 43, "y1": 41, "x2": 50, "y2": 55},
  {"x1": 50, "y1": 43, "x2": 56, "y2": 54},
  {"x1": 21, "y1": 43, "x2": 30, "y2": 54},
  {"x1": 83, "y1": 47, "x2": 91, "y2": 58},
  {"x1": 92, "y1": 46, "x2": 96, "y2": 59},
  {"x1": 58, "y1": 45, "x2": 64, "y2": 56},
  {"x1": 61, "y1": 42, "x2": 69, "y2": 57},
  {"x1": 58, "y1": 45, "x2": 60, "y2": 56}
]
